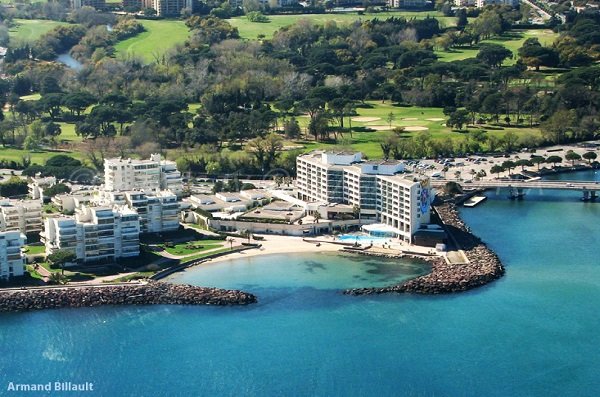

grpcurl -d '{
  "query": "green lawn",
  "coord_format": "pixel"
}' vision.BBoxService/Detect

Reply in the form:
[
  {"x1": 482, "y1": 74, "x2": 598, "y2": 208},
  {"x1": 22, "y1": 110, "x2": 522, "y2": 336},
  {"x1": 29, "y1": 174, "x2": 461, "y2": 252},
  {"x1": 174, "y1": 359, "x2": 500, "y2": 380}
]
[
  {"x1": 287, "y1": 101, "x2": 542, "y2": 158},
  {"x1": 8, "y1": 19, "x2": 71, "y2": 44},
  {"x1": 24, "y1": 245, "x2": 45, "y2": 255},
  {"x1": 230, "y1": 11, "x2": 458, "y2": 40},
  {"x1": 114, "y1": 20, "x2": 191, "y2": 63},
  {"x1": 163, "y1": 239, "x2": 226, "y2": 256},
  {"x1": 435, "y1": 29, "x2": 559, "y2": 64},
  {"x1": 0, "y1": 146, "x2": 83, "y2": 164}
]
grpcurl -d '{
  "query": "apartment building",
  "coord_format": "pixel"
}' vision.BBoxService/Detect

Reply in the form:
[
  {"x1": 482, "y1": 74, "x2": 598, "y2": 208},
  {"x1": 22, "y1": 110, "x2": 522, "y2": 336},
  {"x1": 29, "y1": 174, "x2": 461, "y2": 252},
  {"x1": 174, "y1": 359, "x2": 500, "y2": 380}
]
[
  {"x1": 104, "y1": 154, "x2": 183, "y2": 196},
  {"x1": 29, "y1": 176, "x2": 56, "y2": 203},
  {"x1": 71, "y1": 0, "x2": 106, "y2": 9},
  {"x1": 296, "y1": 151, "x2": 432, "y2": 242},
  {"x1": 43, "y1": 205, "x2": 140, "y2": 263},
  {"x1": 99, "y1": 190, "x2": 180, "y2": 234},
  {"x1": 0, "y1": 199, "x2": 43, "y2": 236},
  {"x1": 476, "y1": 0, "x2": 519, "y2": 7},
  {"x1": 387, "y1": 0, "x2": 427, "y2": 8},
  {"x1": 0, "y1": 230, "x2": 26, "y2": 281}
]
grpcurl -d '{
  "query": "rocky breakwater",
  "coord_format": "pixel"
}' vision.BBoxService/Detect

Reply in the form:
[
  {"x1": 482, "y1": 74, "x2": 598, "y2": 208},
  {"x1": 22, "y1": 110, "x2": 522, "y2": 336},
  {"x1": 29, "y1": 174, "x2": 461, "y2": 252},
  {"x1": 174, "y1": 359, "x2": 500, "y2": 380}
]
[
  {"x1": 344, "y1": 203, "x2": 504, "y2": 295},
  {"x1": 0, "y1": 282, "x2": 257, "y2": 312}
]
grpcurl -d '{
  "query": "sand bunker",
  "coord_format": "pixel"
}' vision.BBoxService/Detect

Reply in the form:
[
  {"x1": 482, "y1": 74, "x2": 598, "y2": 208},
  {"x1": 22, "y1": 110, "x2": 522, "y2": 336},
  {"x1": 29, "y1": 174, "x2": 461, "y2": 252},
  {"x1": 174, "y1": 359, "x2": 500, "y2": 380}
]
[
  {"x1": 403, "y1": 126, "x2": 429, "y2": 131},
  {"x1": 426, "y1": 118, "x2": 445, "y2": 121},
  {"x1": 401, "y1": 117, "x2": 419, "y2": 121},
  {"x1": 352, "y1": 117, "x2": 381, "y2": 122},
  {"x1": 366, "y1": 125, "x2": 393, "y2": 131}
]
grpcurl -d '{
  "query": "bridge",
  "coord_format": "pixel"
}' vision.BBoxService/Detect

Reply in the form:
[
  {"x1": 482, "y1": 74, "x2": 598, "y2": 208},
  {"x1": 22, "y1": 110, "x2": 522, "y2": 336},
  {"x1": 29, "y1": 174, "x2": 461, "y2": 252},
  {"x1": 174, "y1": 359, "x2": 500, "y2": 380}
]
[{"x1": 431, "y1": 179, "x2": 600, "y2": 200}]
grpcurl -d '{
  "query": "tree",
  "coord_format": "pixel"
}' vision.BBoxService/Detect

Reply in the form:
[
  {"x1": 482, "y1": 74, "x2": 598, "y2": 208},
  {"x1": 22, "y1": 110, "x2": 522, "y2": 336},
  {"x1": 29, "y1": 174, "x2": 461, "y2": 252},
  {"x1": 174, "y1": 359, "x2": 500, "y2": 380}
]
[
  {"x1": 477, "y1": 44, "x2": 512, "y2": 68},
  {"x1": 447, "y1": 109, "x2": 470, "y2": 131},
  {"x1": 515, "y1": 159, "x2": 533, "y2": 171},
  {"x1": 47, "y1": 249, "x2": 77, "y2": 275},
  {"x1": 62, "y1": 92, "x2": 96, "y2": 117},
  {"x1": 501, "y1": 160, "x2": 516, "y2": 175},
  {"x1": 313, "y1": 211, "x2": 321, "y2": 223},
  {"x1": 490, "y1": 164, "x2": 505, "y2": 178},
  {"x1": 386, "y1": 112, "x2": 395, "y2": 129},
  {"x1": 541, "y1": 110, "x2": 577, "y2": 144},
  {"x1": 582, "y1": 151, "x2": 597, "y2": 164},
  {"x1": 0, "y1": 176, "x2": 28, "y2": 197},
  {"x1": 245, "y1": 133, "x2": 283, "y2": 173},
  {"x1": 565, "y1": 151, "x2": 581, "y2": 166},
  {"x1": 545, "y1": 155, "x2": 563, "y2": 167},
  {"x1": 530, "y1": 155, "x2": 545, "y2": 170}
]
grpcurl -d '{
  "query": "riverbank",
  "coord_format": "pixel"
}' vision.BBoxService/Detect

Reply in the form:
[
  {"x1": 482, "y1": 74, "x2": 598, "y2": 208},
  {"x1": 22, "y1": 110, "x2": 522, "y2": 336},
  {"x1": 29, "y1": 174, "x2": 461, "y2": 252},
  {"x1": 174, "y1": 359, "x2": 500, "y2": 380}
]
[
  {"x1": 0, "y1": 281, "x2": 256, "y2": 312},
  {"x1": 344, "y1": 203, "x2": 504, "y2": 295}
]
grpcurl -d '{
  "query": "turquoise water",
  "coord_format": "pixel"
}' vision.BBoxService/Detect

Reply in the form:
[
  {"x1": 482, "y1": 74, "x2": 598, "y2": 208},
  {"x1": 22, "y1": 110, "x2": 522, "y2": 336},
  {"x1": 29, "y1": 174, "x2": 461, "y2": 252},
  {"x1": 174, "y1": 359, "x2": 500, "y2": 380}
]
[
  {"x1": 337, "y1": 233, "x2": 391, "y2": 243},
  {"x1": 1, "y1": 170, "x2": 599, "y2": 396}
]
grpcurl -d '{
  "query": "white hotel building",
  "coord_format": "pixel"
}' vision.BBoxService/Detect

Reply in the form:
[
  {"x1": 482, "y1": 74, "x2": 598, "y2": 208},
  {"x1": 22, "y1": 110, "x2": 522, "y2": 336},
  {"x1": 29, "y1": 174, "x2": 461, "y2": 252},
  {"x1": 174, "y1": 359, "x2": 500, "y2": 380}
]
[
  {"x1": 104, "y1": 154, "x2": 183, "y2": 197},
  {"x1": 0, "y1": 230, "x2": 26, "y2": 281},
  {"x1": 296, "y1": 151, "x2": 433, "y2": 242},
  {"x1": 43, "y1": 205, "x2": 140, "y2": 263}
]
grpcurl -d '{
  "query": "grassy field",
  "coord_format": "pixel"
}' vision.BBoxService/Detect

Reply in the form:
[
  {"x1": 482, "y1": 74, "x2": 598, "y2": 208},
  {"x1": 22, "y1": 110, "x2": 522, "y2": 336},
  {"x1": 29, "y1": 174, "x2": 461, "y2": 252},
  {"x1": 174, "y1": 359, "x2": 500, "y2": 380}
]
[
  {"x1": 435, "y1": 29, "x2": 559, "y2": 64},
  {"x1": 114, "y1": 20, "x2": 191, "y2": 63},
  {"x1": 230, "y1": 11, "x2": 458, "y2": 40},
  {"x1": 8, "y1": 19, "x2": 70, "y2": 44},
  {"x1": 163, "y1": 239, "x2": 226, "y2": 256},
  {"x1": 286, "y1": 101, "x2": 542, "y2": 158},
  {"x1": 0, "y1": 146, "x2": 83, "y2": 164}
]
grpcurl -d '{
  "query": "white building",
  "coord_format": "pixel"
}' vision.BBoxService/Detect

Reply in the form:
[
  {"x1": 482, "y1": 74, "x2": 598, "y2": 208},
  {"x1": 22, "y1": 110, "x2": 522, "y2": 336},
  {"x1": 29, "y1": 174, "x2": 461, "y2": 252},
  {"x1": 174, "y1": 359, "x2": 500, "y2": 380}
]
[
  {"x1": 476, "y1": 0, "x2": 519, "y2": 7},
  {"x1": 43, "y1": 205, "x2": 140, "y2": 263},
  {"x1": 0, "y1": 199, "x2": 43, "y2": 236},
  {"x1": 29, "y1": 176, "x2": 56, "y2": 203},
  {"x1": 104, "y1": 154, "x2": 182, "y2": 197},
  {"x1": 100, "y1": 190, "x2": 180, "y2": 234},
  {"x1": 296, "y1": 151, "x2": 432, "y2": 242},
  {"x1": 388, "y1": 0, "x2": 427, "y2": 7},
  {"x1": 0, "y1": 230, "x2": 26, "y2": 281},
  {"x1": 454, "y1": 0, "x2": 476, "y2": 6}
]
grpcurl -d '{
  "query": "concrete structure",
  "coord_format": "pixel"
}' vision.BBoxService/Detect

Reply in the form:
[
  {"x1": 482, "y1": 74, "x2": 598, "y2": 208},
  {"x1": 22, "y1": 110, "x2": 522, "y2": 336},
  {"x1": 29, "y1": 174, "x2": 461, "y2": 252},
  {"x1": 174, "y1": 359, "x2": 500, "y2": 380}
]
[
  {"x1": 71, "y1": 0, "x2": 106, "y2": 9},
  {"x1": 297, "y1": 151, "x2": 432, "y2": 242},
  {"x1": 43, "y1": 205, "x2": 140, "y2": 263},
  {"x1": 142, "y1": 0, "x2": 192, "y2": 16},
  {"x1": 98, "y1": 190, "x2": 180, "y2": 234},
  {"x1": 0, "y1": 230, "x2": 26, "y2": 281},
  {"x1": 388, "y1": 0, "x2": 427, "y2": 7},
  {"x1": 0, "y1": 199, "x2": 43, "y2": 236},
  {"x1": 454, "y1": 0, "x2": 475, "y2": 6},
  {"x1": 28, "y1": 176, "x2": 56, "y2": 203},
  {"x1": 475, "y1": 0, "x2": 519, "y2": 7},
  {"x1": 52, "y1": 193, "x2": 93, "y2": 213},
  {"x1": 104, "y1": 154, "x2": 182, "y2": 196},
  {"x1": 187, "y1": 191, "x2": 270, "y2": 214}
]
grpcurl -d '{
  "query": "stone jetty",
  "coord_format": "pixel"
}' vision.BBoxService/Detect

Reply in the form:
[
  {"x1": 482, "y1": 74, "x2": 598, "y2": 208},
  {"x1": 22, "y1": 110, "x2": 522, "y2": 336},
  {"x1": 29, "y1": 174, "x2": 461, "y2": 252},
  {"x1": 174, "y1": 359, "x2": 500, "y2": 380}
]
[
  {"x1": 344, "y1": 203, "x2": 504, "y2": 295},
  {"x1": 0, "y1": 282, "x2": 257, "y2": 312}
]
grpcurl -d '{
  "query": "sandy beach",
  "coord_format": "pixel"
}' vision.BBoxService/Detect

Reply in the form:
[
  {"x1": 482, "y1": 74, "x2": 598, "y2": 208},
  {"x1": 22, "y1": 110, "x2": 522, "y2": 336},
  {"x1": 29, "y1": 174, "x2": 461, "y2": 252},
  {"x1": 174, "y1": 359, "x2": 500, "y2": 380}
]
[{"x1": 205, "y1": 235, "x2": 341, "y2": 264}]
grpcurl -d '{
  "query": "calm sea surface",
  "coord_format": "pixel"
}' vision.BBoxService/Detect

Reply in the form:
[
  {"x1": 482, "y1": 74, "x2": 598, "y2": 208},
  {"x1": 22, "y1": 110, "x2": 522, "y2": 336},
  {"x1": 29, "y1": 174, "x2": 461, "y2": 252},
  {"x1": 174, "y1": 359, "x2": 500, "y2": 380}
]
[{"x1": 1, "y1": 170, "x2": 599, "y2": 397}]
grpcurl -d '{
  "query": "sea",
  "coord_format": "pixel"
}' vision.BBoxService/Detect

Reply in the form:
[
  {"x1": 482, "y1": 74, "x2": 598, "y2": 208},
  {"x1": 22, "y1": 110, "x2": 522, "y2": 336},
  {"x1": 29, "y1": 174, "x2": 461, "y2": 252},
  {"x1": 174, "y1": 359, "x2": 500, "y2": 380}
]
[{"x1": 1, "y1": 170, "x2": 599, "y2": 397}]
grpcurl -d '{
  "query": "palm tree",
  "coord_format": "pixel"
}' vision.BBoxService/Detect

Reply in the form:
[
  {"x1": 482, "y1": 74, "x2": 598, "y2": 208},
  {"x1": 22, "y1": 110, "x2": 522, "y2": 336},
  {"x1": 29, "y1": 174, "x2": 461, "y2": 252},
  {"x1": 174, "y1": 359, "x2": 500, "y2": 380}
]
[
  {"x1": 313, "y1": 211, "x2": 321, "y2": 224},
  {"x1": 227, "y1": 238, "x2": 235, "y2": 250},
  {"x1": 49, "y1": 272, "x2": 68, "y2": 285}
]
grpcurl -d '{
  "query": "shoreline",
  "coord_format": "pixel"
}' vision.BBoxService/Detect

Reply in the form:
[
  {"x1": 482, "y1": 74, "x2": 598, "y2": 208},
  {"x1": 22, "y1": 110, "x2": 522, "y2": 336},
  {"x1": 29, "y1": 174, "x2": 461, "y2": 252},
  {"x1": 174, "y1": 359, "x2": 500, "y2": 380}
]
[
  {"x1": 344, "y1": 203, "x2": 505, "y2": 295},
  {"x1": 0, "y1": 281, "x2": 256, "y2": 312}
]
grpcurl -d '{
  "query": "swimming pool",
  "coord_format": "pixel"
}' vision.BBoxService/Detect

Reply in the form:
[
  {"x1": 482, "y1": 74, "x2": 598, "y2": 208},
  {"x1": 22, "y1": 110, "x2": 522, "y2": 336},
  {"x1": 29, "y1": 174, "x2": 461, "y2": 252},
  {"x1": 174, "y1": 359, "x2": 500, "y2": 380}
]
[{"x1": 337, "y1": 234, "x2": 393, "y2": 243}]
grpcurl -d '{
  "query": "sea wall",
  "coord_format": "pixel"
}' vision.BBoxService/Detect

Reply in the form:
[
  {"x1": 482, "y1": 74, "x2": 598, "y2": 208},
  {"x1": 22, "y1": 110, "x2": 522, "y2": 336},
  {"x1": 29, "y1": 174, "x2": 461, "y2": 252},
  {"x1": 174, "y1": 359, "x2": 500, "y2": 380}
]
[
  {"x1": 344, "y1": 203, "x2": 505, "y2": 295},
  {"x1": 0, "y1": 282, "x2": 257, "y2": 312}
]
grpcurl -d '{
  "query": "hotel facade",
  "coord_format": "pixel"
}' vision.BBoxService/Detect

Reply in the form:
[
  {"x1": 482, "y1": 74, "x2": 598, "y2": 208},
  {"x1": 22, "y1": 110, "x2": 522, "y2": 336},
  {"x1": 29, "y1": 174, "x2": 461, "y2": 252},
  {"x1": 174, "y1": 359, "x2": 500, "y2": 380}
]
[{"x1": 296, "y1": 151, "x2": 433, "y2": 242}]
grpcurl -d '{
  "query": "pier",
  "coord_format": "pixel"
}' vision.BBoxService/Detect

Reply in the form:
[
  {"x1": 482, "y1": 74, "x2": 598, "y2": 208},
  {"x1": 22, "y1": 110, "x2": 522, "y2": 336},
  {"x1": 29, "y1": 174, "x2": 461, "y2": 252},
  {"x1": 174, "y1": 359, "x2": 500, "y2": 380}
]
[{"x1": 432, "y1": 179, "x2": 599, "y2": 201}]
